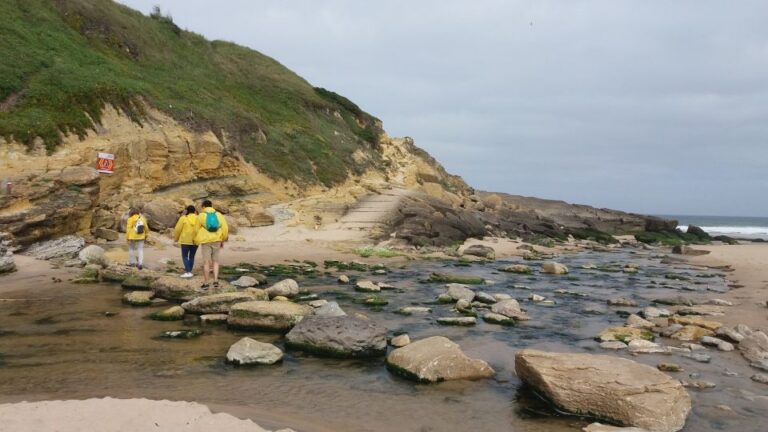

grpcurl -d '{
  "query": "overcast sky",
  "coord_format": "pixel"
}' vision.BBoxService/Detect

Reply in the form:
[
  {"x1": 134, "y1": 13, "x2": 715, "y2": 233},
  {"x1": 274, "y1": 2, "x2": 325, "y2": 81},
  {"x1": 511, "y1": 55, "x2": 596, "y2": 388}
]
[{"x1": 118, "y1": 0, "x2": 767, "y2": 216}]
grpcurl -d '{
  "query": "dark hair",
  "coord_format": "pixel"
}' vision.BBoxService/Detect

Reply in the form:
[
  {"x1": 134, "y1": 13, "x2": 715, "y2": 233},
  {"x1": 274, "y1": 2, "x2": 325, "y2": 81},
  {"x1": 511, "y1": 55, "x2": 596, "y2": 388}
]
[
  {"x1": 129, "y1": 208, "x2": 140, "y2": 216},
  {"x1": 202, "y1": 199, "x2": 212, "y2": 208},
  {"x1": 185, "y1": 205, "x2": 196, "y2": 215}
]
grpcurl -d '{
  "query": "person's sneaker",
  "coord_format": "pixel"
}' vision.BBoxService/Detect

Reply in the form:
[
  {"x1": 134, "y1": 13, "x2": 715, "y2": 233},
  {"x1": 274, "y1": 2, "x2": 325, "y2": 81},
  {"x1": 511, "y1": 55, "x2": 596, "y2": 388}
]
[
  {"x1": 137, "y1": 264, "x2": 143, "y2": 270},
  {"x1": 212, "y1": 281, "x2": 220, "y2": 289},
  {"x1": 180, "y1": 272, "x2": 193, "y2": 279},
  {"x1": 201, "y1": 283, "x2": 210, "y2": 290}
]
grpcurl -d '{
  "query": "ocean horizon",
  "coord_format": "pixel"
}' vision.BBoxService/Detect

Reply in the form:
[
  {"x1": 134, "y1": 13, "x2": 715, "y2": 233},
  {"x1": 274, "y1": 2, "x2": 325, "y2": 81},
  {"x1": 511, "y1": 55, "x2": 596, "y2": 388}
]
[{"x1": 657, "y1": 214, "x2": 768, "y2": 239}]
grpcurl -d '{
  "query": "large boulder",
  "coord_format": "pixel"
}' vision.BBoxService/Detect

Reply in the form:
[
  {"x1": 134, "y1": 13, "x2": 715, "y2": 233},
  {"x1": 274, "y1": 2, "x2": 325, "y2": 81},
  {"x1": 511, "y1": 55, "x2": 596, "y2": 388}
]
[
  {"x1": 142, "y1": 199, "x2": 181, "y2": 231},
  {"x1": 386, "y1": 336, "x2": 495, "y2": 382},
  {"x1": 241, "y1": 204, "x2": 274, "y2": 227},
  {"x1": 226, "y1": 337, "x2": 283, "y2": 365},
  {"x1": 314, "y1": 301, "x2": 347, "y2": 317},
  {"x1": 285, "y1": 315, "x2": 387, "y2": 358},
  {"x1": 78, "y1": 245, "x2": 107, "y2": 266},
  {"x1": 181, "y1": 292, "x2": 262, "y2": 314},
  {"x1": 515, "y1": 349, "x2": 691, "y2": 432},
  {"x1": 23, "y1": 235, "x2": 85, "y2": 260},
  {"x1": 265, "y1": 279, "x2": 299, "y2": 298},
  {"x1": 93, "y1": 227, "x2": 119, "y2": 241},
  {"x1": 228, "y1": 301, "x2": 313, "y2": 331}
]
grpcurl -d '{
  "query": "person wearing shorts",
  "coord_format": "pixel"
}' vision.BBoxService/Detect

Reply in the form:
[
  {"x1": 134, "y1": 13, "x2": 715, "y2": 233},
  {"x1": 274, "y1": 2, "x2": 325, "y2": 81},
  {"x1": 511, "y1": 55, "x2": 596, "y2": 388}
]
[{"x1": 194, "y1": 199, "x2": 228, "y2": 289}]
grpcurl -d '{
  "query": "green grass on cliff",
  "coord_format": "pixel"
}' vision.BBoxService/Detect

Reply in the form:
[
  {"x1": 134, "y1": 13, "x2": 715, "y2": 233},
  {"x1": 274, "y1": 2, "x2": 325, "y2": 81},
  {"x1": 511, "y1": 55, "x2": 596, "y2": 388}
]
[{"x1": 0, "y1": 0, "x2": 382, "y2": 186}]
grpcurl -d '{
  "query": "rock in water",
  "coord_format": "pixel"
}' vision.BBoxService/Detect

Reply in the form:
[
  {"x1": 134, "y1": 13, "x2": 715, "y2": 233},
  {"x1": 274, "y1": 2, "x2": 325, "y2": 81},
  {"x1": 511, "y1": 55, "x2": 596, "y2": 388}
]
[
  {"x1": 355, "y1": 280, "x2": 381, "y2": 292},
  {"x1": 78, "y1": 245, "x2": 107, "y2": 266},
  {"x1": 391, "y1": 334, "x2": 410, "y2": 347},
  {"x1": 182, "y1": 292, "x2": 262, "y2": 314},
  {"x1": 231, "y1": 276, "x2": 259, "y2": 288},
  {"x1": 583, "y1": 423, "x2": 650, "y2": 432},
  {"x1": 386, "y1": 336, "x2": 495, "y2": 382},
  {"x1": 314, "y1": 301, "x2": 347, "y2": 317},
  {"x1": 462, "y1": 244, "x2": 495, "y2": 260},
  {"x1": 265, "y1": 278, "x2": 299, "y2": 298},
  {"x1": 499, "y1": 264, "x2": 533, "y2": 274},
  {"x1": 437, "y1": 317, "x2": 477, "y2": 326},
  {"x1": 429, "y1": 272, "x2": 484, "y2": 285},
  {"x1": 515, "y1": 349, "x2": 691, "y2": 432},
  {"x1": 228, "y1": 301, "x2": 313, "y2": 331},
  {"x1": 490, "y1": 299, "x2": 530, "y2": 321},
  {"x1": 445, "y1": 283, "x2": 475, "y2": 302},
  {"x1": 23, "y1": 235, "x2": 85, "y2": 260},
  {"x1": 149, "y1": 306, "x2": 185, "y2": 321},
  {"x1": 541, "y1": 262, "x2": 568, "y2": 275},
  {"x1": 226, "y1": 337, "x2": 283, "y2": 365},
  {"x1": 122, "y1": 291, "x2": 153, "y2": 306},
  {"x1": 285, "y1": 316, "x2": 387, "y2": 358}
]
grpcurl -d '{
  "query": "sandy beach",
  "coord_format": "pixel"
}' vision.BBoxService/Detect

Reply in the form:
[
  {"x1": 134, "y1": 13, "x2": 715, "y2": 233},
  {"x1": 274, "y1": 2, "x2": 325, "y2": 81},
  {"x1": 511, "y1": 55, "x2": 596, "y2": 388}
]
[{"x1": 685, "y1": 244, "x2": 768, "y2": 329}]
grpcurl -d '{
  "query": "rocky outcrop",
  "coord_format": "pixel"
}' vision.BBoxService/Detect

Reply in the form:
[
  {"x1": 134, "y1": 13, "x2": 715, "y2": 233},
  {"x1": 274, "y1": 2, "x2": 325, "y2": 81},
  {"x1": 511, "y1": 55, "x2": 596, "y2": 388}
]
[
  {"x1": 515, "y1": 349, "x2": 691, "y2": 432},
  {"x1": 0, "y1": 234, "x2": 16, "y2": 274},
  {"x1": 285, "y1": 316, "x2": 387, "y2": 358},
  {"x1": 227, "y1": 301, "x2": 313, "y2": 331},
  {"x1": 226, "y1": 337, "x2": 283, "y2": 365},
  {"x1": 386, "y1": 336, "x2": 495, "y2": 382},
  {"x1": 385, "y1": 193, "x2": 485, "y2": 247},
  {"x1": 22, "y1": 235, "x2": 85, "y2": 260}
]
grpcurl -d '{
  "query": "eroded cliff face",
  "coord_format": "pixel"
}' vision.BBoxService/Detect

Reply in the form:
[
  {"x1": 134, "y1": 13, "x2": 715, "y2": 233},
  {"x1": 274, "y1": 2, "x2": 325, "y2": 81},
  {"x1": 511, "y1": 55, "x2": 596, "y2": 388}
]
[{"x1": 0, "y1": 106, "x2": 466, "y2": 245}]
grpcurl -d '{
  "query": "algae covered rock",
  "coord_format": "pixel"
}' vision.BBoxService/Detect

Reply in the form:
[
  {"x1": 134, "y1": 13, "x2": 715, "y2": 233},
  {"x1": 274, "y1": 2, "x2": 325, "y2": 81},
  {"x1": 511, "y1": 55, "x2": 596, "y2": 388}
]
[
  {"x1": 226, "y1": 337, "x2": 283, "y2": 365},
  {"x1": 149, "y1": 306, "x2": 185, "y2": 321},
  {"x1": 228, "y1": 301, "x2": 313, "y2": 331},
  {"x1": 499, "y1": 264, "x2": 533, "y2": 274},
  {"x1": 354, "y1": 280, "x2": 381, "y2": 292},
  {"x1": 386, "y1": 336, "x2": 495, "y2": 382},
  {"x1": 515, "y1": 349, "x2": 691, "y2": 432},
  {"x1": 160, "y1": 329, "x2": 202, "y2": 339},
  {"x1": 437, "y1": 317, "x2": 476, "y2": 326},
  {"x1": 123, "y1": 291, "x2": 153, "y2": 307},
  {"x1": 231, "y1": 275, "x2": 259, "y2": 288},
  {"x1": 597, "y1": 326, "x2": 654, "y2": 343},
  {"x1": 285, "y1": 315, "x2": 387, "y2": 358},
  {"x1": 490, "y1": 299, "x2": 530, "y2": 321},
  {"x1": 121, "y1": 275, "x2": 154, "y2": 290},
  {"x1": 462, "y1": 244, "x2": 495, "y2": 260},
  {"x1": 429, "y1": 272, "x2": 484, "y2": 285}
]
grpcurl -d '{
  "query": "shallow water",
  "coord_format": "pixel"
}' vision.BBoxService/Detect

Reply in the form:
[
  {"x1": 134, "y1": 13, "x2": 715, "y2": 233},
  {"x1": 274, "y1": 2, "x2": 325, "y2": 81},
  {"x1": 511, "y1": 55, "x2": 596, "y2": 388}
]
[{"x1": 0, "y1": 250, "x2": 766, "y2": 432}]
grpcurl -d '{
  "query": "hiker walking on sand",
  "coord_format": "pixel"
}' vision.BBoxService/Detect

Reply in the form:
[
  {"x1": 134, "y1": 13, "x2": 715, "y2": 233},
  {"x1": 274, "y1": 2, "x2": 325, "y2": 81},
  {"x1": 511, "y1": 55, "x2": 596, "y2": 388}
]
[
  {"x1": 174, "y1": 205, "x2": 198, "y2": 279},
  {"x1": 194, "y1": 199, "x2": 228, "y2": 289},
  {"x1": 125, "y1": 208, "x2": 148, "y2": 270}
]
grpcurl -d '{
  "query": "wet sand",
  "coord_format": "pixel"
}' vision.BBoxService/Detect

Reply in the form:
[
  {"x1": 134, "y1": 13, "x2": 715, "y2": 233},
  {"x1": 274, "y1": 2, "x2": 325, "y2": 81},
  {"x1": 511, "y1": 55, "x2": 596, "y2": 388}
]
[{"x1": 685, "y1": 244, "x2": 768, "y2": 329}]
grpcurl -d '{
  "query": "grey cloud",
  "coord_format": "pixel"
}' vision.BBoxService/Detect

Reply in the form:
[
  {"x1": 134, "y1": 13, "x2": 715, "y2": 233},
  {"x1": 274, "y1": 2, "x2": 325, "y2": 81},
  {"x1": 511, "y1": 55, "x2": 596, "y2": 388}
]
[{"x1": 118, "y1": 0, "x2": 768, "y2": 216}]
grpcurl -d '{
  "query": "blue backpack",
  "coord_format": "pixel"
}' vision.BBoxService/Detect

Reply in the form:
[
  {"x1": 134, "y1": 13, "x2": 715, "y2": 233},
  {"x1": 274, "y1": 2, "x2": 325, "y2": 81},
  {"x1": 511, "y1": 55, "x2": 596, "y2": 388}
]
[{"x1": 204, "y1": 211, "x2": 220, "y2": 232}]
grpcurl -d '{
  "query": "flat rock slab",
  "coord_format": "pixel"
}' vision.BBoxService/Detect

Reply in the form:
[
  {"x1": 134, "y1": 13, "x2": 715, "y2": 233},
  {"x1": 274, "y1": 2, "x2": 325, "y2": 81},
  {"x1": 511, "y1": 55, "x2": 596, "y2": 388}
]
[
  {"x1": 226, "y1": 337, "x2": 283, "y2": 365},
  {"x1": 152, "y1": 276, "x2": 233, "y2": 302},
  {"x1": 285, "y1": 315, "x2": 386, "y2": 358},
  {"x1": 515, "y1": 349, "x2": 691, "y2": 432},
  {"x1": 228, "y1": 301, "x2": 313, "y2": 332},
  {"x1": 181, "y1": 292, "x2": 262, "y2": 314},
  {"x1": 386, "y1": 336, "x2": 495, "y2": 383}
]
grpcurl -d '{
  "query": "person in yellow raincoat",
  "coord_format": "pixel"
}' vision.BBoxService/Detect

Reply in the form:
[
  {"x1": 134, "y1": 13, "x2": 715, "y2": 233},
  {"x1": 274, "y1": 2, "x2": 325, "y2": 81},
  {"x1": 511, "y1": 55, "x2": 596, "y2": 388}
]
[
  {"x1": 125, "y1": 208, "x2": 148, "y2": 270},
  {"x1": 194, "y1": 199, "x2": 228, "y2": 289},
  {"x1": 173, "y1": 205, "x2": 198, "y2": 278}
]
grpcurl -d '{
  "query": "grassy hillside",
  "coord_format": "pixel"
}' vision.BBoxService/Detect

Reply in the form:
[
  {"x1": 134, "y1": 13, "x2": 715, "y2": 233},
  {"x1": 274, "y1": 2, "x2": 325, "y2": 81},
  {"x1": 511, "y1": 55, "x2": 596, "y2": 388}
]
[{"x1": 0, "y1": 0, "x2": 383, "y2": 185}]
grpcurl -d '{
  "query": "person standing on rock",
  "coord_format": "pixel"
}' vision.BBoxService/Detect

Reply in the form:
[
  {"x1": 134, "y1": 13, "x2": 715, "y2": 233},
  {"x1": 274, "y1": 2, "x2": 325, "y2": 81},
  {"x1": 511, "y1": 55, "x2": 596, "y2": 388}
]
[
  {"x1": 194, "y1": 199, "x2": 228, "y2": 289},
  {"x1": 125, "y1": 208, "x2": 148, "y2": 270},
  {"x1": 174, "y1": 205, "x2": 198, "y2": 279}
]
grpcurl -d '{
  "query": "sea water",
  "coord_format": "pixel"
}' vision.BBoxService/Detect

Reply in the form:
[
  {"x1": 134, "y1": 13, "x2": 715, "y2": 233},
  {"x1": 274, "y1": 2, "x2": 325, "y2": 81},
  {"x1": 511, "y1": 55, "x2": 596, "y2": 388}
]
[{"x1": 660, "y1": 214, "x2": 768, "y2": 239}]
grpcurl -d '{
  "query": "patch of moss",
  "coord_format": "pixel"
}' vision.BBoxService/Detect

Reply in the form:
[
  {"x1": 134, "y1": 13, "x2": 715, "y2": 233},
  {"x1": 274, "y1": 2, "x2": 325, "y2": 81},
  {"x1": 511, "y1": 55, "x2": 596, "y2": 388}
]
[{"x1": 567, "y1": 228, "x2": 619, "y2": 245}]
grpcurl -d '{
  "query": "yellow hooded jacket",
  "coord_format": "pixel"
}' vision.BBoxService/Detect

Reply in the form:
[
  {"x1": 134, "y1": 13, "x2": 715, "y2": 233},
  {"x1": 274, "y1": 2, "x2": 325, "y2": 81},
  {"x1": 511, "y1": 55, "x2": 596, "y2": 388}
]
[
  {"x1": 126, "y1": 214, "x2": 148, "y2": 241},
  {"x1": 194, "y1": 207, "x2": 228, "y2": 244},
  {"x1": 173, "y1": 213, "x2": 198, "y2": 245}
]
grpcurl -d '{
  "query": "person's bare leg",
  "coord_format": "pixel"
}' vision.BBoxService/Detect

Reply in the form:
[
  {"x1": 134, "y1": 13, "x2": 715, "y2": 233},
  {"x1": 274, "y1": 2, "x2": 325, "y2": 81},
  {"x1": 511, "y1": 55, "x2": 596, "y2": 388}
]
[
  {"x1": 203, "y1": 261, "x2": 210, "y2": 284},
  {"x1": 213, "y1": 261, "x2": 219, "y2": 282}
]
